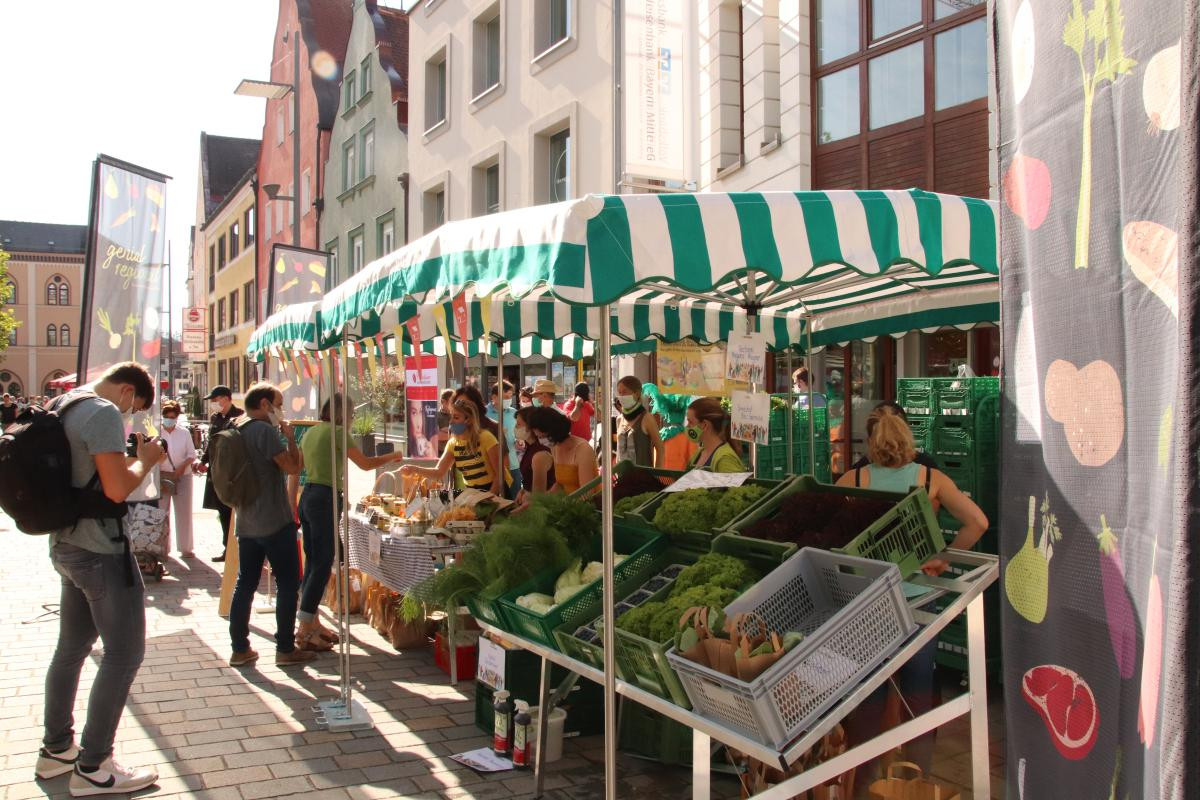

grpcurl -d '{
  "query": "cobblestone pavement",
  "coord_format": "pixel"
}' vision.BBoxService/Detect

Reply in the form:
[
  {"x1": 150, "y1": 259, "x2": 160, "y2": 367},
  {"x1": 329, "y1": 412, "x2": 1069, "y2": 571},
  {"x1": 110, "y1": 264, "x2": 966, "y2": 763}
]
[{"x1": 0, "y1": 467, "x2": 1005, "y2": 799}]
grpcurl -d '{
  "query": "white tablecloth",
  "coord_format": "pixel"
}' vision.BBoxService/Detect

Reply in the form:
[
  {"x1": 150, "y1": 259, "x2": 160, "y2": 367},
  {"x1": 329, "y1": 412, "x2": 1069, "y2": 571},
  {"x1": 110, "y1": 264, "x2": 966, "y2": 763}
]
[{"x1": 346, "y1": 513, "x2": 436, "y2": 595}]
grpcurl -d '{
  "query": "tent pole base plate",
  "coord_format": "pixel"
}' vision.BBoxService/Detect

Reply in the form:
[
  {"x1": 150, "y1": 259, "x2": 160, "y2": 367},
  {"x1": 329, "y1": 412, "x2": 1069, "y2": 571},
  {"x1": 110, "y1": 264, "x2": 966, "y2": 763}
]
[{"x1": 317, "y1": 699, "x2": 373, "y2": 732}]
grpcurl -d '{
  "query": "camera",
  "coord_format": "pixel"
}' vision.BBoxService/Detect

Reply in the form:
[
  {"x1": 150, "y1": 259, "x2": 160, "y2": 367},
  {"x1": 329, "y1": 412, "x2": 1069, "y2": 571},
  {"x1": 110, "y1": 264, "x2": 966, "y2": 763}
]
[{"x1": 127, "y1": 433, "x2": 167, "y2": 458}]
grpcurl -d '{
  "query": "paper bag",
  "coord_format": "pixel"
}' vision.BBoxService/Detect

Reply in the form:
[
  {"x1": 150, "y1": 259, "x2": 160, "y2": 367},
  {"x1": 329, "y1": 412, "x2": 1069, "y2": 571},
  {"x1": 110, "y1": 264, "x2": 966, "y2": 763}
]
[{"x1": 868, "y1": 762, "x2": 961, "y2": 800}]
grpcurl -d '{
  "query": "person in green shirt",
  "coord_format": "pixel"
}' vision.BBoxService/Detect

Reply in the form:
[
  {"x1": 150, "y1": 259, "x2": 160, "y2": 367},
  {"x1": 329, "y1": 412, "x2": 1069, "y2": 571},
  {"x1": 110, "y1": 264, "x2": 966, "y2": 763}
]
[
  {"x1": 296, "y1": 394, "x2": 401, "y2": 650},
  {"x1": 685, "y1": 396, "x2": 746, "y2": 473}
]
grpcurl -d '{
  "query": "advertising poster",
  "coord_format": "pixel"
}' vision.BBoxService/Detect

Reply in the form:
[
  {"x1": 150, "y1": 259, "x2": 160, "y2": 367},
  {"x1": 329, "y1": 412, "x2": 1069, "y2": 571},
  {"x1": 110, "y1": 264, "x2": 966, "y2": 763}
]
[
  {"x1": 730, "y1": 390, "x2": 769, "y2": 445},
  {"x1": 78, "y1": 156, "x2": 169, "y2": 386},
  {"x1": 405, "y1": 354, "x2": 439, "y2": 459},
  {"x1": 267, "y1": 245, "x2": 328, "y2": 416},
  {"x1": 656, "y1": 341, "x2": 728, "y2": 396},
  {"x1": 725, "y1": 331, "x2": 766, "y2": 386}
]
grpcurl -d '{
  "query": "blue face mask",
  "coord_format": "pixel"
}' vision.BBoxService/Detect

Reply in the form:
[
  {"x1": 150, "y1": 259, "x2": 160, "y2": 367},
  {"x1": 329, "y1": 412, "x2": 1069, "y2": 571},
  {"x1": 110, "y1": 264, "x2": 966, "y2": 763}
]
[
  {"x1": 162, "y1": 418, "x2": 177, "y2": 429},
  {"x1": 449, "y1": 422, "x2": 468, "y2": 435}
]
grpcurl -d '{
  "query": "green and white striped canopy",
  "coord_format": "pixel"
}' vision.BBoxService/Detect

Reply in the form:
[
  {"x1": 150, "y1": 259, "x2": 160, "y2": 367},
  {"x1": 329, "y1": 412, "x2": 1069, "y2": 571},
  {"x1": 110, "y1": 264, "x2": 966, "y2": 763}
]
[
  {"x1": 246, "y1": 301, "x2": 324, "y2": 359},
  {"x1": 318, "y1": 189, "x2": 998, "y2": 341}
]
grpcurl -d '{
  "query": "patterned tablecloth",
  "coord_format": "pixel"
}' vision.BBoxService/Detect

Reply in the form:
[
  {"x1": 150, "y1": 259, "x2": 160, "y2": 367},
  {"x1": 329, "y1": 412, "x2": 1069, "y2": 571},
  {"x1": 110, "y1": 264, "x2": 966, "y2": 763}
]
[{"x1": 346, "y1": 513, "x2": 436, "y2": 595}]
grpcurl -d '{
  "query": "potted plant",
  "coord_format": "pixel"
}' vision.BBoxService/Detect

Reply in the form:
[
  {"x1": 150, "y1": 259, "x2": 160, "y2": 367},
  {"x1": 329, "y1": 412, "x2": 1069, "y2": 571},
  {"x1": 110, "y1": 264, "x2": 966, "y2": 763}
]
[{"x1": 352, "y1": 412, "x2": 380, "y2": 455}]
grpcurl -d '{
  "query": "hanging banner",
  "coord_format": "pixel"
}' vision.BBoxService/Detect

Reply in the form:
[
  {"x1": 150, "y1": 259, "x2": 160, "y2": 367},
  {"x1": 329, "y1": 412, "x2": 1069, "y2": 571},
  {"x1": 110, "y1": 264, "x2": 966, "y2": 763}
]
[
  {"x1": 78, "y1": 156, "x2": 169, "y2": 390},
  {"x1": 730, "y1": 390, "x2": 769, "y2": 445},
  {"x1": 405, "y1": 354, "x2": 439, "y2": 459},
  {"x1": 266, "y1": 244, "x2": 328, "y2": 319},
  {"x1": 431, "y1": 305, "x2": 454, "y2": 373},
  {"x1": 725, "y1": 331, "x2": 767, "y2": 386},
  {"x1": 656, "y1": 340, "x2": 729, "y2": 395},
  {"x1": 623, "y1": 0, "x2": 688, "y2": 181},
  {"x1": 451, "y1": 293, "x2": 470, "y2": 342}
]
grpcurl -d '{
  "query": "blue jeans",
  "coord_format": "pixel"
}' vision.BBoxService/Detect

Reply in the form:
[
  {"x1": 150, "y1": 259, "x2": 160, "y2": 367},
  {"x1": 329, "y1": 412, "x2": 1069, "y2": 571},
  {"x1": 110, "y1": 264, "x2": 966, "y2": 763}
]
[
  {"x1": 297, "y1": 484, "x2": 337, "y2": 622},
  {"x1": 44, "y1": 544, "x2": 146, "y2": 768},
  {"x1": 229, "y1": 522, "x2": 301, "y2": 653}
]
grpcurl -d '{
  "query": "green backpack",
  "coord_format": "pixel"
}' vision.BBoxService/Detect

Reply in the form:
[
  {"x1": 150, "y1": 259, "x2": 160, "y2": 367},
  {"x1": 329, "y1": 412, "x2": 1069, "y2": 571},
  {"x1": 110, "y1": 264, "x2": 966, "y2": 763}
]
[{"x1": 208, "y1": 418, "x2": 261, "y2": 509}]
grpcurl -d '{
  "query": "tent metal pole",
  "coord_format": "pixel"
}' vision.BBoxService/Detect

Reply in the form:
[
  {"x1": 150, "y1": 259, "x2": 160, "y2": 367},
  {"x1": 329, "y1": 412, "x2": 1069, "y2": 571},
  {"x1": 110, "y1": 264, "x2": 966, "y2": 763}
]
[
  {"x1": 786, "y1": 350, "x2": 794, "y2": 475},
  {"x1": 496, "y1": 338, "x2": 506, "y2": 498},
  {"x1": 805, "y1": 313, "x2": 816, "y2": 474},
  {"x1": 745, "y1": 276, "x2": 759, "y2": 476},
  {"x1": 599, "y1": 305, "x2": 617, "y2": 800},
  {"x1": 340, "y1": 333, "x2": 353, "y2": 705}
]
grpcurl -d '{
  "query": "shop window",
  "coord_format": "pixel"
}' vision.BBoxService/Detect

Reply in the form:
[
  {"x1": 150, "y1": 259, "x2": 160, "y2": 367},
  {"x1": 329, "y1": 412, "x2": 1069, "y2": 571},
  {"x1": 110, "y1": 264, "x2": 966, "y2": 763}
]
[
  {"x1": 935, "y1": 19, "x2": 988, "y2": 110},
  {"x1": 922, "y1": 330, "x2": 969, "y2": 377},
  {"x1": 869, "y1": 43, "x2": 924, "y2": 129},
  {"x1": 818, "y1": 67, "x2": 859, "y2": 143},
  {"x1": 872, "y1": 0, "x2": 921, "y2": 40},
  {"x1": 815, "y1": 0, "x2": 858, "y2": 65}
]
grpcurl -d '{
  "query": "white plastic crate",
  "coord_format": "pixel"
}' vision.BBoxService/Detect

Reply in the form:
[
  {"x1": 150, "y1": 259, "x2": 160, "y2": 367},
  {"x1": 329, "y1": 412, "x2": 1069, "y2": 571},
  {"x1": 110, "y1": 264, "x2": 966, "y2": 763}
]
[{"x1": 666, "y1": 548, "x2": 915, "y2": 749}]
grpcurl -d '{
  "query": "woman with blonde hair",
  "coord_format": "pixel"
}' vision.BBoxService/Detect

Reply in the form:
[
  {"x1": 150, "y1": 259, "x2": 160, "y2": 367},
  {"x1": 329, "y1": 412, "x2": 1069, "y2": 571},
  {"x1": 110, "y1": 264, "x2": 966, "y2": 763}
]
[
  {"x1": 401, "y1": 398, "x2": 509, "y2": 496},
  {"x1": 835, "y1": 404, "x2": 987, "y2": 577},
  {"x1": 685, "y1": 397, "x2": 744, "y2": 473}
]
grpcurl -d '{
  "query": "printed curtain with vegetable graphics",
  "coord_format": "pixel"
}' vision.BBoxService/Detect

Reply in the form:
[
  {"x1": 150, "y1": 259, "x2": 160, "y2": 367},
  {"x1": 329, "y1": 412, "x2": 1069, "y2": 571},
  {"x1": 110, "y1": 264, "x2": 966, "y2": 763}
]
[{"x1": 997, "y1": 0, "x2": 1196, "y2": 797}]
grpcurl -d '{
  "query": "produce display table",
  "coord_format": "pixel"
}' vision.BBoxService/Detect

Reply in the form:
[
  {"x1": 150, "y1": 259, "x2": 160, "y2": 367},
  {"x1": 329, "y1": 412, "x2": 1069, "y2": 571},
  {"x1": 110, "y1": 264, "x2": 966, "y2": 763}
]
[
  {"x1": 346, "y1": 513, "x2": 439, "y2": 595},
  {"x1": 475, "y1": 549, "x2": 998, "y2": 800}
]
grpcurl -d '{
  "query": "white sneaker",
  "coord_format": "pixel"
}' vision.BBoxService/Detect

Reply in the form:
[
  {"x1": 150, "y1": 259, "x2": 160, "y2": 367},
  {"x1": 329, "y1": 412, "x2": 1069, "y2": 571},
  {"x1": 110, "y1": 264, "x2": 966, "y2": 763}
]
[
  {"x1": 35, "y1": 743, "x2": 79, "y2": 779},
  {"x1": 69, "y1": 758, "x2": 158, "y2": 797}
]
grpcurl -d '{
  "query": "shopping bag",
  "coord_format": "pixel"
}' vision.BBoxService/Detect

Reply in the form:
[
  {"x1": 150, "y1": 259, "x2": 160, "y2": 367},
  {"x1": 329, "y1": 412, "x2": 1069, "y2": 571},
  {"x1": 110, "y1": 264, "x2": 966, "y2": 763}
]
[
  {"x1": 386, "y1": 596, "x2": 431, "y2": 650},
  {"x1": 676, "y1": 607, "x2": 739, "y2": 676},
  {"x1": 868, "y1": 762, "x2": 960, "y2": 800},
  {"x1": 734, "y1": 629, "x2": 787, "y2": 682},
  {"x1": 126, "y1": 502, "x2": 167, "y2": 554}
]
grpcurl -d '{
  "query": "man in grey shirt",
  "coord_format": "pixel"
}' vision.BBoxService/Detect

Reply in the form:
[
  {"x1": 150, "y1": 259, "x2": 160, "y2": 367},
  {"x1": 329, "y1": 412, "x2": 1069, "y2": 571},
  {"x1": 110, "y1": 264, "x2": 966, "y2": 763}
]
[
  {"x1": 227, "y1": 382, "x2": 314, "y2": 668},
  {"x1": 38, "y1": 362, "x2": 163, "y2": 796}
]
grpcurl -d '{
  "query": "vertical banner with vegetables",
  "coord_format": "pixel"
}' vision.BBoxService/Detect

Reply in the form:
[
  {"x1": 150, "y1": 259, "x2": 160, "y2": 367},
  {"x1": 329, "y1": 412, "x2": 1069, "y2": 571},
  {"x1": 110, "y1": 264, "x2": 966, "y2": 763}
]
[
  {"x1": 267, "y1": 244, "x2": 328, "y2": 416},
  {"x1": 997, "y1": 1, "x2": 1194, "y2": 797},
  {"x1": 78, "y1": 156, "x2": 169, "y2": 386}
]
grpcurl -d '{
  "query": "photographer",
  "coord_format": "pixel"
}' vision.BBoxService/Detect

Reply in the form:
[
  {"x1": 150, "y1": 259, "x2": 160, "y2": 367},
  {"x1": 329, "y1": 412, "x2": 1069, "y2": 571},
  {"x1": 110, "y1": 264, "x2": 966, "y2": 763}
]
[{"x1": 37, "y1": 362, "x2": 162, "y2": 795}]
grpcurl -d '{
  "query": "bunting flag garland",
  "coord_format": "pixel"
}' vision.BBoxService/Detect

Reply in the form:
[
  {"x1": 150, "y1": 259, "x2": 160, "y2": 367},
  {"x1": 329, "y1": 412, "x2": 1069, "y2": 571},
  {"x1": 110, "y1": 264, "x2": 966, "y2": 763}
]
[
  {"x1": 451, "y1": 292, "x2": 470, "y2": 342},
  {"x1": 300, "y1": 352, "x2": 314, "y2": 380},
  {"x1": 430, "y1": 305, "x2": 454, "y2": 376},
  {"x1": 365, "y1": 336, "x2": 378, "y2": 379},
  {"x1": 353, "y1": 341, "x2": 365, "y2": 383},
  {"x1": 313, "y1": 348, "x2": 323, "y2": 380},
  {"x1": 374, "y1": 333, "x2": 387, "y2": 370},
  {"x1": 393, "y1": 325, "x2": 407, "y2": 359},
  {"x1": 479, "y1": 294, "x2": 493, "y2": 342}
]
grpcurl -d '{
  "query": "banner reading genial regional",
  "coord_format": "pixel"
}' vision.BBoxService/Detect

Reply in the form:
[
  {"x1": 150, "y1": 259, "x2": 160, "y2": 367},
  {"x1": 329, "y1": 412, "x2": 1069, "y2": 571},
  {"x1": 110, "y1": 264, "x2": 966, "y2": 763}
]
[{"x1": 78, "y1": 156, "x2": 169, "y2": 384}]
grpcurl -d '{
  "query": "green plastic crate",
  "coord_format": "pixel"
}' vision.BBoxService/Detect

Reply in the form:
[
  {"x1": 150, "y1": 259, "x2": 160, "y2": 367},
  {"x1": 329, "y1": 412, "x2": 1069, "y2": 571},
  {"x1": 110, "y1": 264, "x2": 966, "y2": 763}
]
[
  {"x1": 792, "y1": 443, "x2": 833, "y2": 482},
  {"x1": 934, "y1": 377, "x2": 1000, "y2": 416},
  {"x1": 572, "y1": 459, "x2": 686, "y2": 503},
  {"x1": 628, "y1": 476, "x2": 787, "y2": 549},
  {"x1": 897, "y1": 379, "x2": 934, "y2": 416},
  {"x1": 908, "y1": 416, "x2": 934, "y2": 453},
  {"x1": 765, "y1": 399, "x2": 830, "y2": 445},
  {"x1": 837, "y1": 486, "x2": 945, "y2": 580},
  {"x1": 495, "y1": 523, "x2": 666, "y2": 649},
  {"x1": 618, "y1": 698, "x2": 693, "y2": 765},
  {"x1": 938, "y1": 457, "x2": 978, "y2": 499},
  {"x1": 931, "y1": 418, "x2": 974, "y2": 457},
  {"x1": 465, "y1": 594, "x2": 508, "y2": 631},
  {"x1": 722, "y1": 474, "x2": 903, "y2": 540}
]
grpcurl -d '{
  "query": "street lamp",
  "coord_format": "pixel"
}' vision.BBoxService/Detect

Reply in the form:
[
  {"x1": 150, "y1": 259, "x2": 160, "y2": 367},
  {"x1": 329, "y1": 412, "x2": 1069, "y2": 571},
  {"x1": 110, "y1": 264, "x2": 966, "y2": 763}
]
[{"x1": 235, "y1": 28, "x2": 302, "y2": 248}]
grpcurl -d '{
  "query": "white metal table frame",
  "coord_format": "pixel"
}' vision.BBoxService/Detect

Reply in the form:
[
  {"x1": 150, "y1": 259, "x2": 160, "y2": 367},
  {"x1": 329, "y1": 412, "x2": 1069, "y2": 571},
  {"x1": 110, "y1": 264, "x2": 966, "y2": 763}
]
[{"x1": 477, "y1": 549, "x2": 998, "y2": 800}]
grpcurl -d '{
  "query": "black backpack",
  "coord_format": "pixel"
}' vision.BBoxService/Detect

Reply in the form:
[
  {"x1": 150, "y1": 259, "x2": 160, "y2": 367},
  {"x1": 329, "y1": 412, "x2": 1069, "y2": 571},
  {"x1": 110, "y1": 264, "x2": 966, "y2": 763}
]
[{"x1": 0, "y1": 393, "x2": 126, "y2": 534}]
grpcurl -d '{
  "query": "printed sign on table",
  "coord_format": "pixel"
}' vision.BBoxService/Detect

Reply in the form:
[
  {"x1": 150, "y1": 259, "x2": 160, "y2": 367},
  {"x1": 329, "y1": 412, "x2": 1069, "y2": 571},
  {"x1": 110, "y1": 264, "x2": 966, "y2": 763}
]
[
  {"x1": 476, "y1": 636, "x2": 506, "y2": 690},
  {"x1": 731, "y1": 390, "x2": 770, "y2": 445},
  {"x1": 725, "y1": 332, "x2": 766, "y2": 386}
]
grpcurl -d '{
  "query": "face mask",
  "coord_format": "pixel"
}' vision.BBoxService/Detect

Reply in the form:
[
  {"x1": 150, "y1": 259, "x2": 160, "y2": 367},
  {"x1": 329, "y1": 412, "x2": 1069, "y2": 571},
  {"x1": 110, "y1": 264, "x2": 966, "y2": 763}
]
[
  {"x1": 449, "y1": 422, "x2": 468, "y2": 435},
  {"x1": 267, "y1": 408, "x2": 282, "y2": 427},
  {"x1": 618, "y1": 394, "x2": 639, "y2": 411},
  {"x1": 532, "y1": 397, "x2": 544, "y2": 408},
  {"x1": 685, "y1": 425, "x2": 702, "y2": 443},
  {"x1": 162, "y1": 418, "x2": 177, "y2": 429},
  {"x1": 537, "y1": 436, "x2": 553, "y2": 448}
]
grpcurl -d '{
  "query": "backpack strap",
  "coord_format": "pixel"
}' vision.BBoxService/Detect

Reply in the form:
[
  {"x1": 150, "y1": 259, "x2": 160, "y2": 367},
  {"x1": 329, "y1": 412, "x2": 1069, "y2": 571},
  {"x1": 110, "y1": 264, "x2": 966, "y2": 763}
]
[
  {"x1": 924, "y1": 466, "x2": 933, "y2": 493},
  {"x1": 854, "y1": 467, "x2": 862, "y2": 487}
]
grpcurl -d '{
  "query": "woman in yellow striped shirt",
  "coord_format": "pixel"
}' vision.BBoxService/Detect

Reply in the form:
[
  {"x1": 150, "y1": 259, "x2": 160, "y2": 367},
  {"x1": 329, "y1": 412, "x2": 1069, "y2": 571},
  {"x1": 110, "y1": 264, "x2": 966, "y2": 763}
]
[{"x1": 400, "y1": 399, "x2": 508, "y2": 495}]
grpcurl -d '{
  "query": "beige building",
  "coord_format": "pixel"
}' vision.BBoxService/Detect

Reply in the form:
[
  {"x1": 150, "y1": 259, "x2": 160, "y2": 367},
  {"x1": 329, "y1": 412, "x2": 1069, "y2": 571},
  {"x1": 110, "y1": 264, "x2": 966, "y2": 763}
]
[
  {"x1": 189, "y1": 133, "x2": 261, "y2": 404},
  {"x1": 0, "y1": 221, "x2": 86, "y2": 397}
]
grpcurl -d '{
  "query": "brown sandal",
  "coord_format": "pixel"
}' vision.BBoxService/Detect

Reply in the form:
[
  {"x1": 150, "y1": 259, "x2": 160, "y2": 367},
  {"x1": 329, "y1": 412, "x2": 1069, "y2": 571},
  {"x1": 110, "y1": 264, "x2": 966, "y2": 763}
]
[
  {"x1": 317, "y1": 627, "x2": 341, "y2": 644},
  {"x1": 297, "y1": 631, "x2": 334, "y2": 652}
]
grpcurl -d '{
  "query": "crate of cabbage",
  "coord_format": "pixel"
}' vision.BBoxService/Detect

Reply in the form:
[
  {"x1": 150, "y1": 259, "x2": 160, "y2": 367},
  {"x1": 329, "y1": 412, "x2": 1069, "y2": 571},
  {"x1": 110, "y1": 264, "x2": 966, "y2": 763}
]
[
  {"x1": 666, "y1": 548, "x2": 917, "y2": 749},
  {"x1": 555, "y1": 533, "x2": 796, "y2": 707},
  {"x1": 629, "y1": 478, "x2": 784, "y2": 551},
  {"x1": 495, "y1": 521, "x2": 666, "y2": 648},
  {"x1": 724, "y1": 475, "x2": 944, "y2": 580}
]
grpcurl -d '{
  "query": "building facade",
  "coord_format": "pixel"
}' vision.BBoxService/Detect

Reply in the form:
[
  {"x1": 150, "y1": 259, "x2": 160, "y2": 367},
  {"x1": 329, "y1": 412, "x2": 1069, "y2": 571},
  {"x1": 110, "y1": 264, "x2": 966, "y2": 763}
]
[
  {"x1": 406, "y1": 0, "x2": 616, "y2": 235},
  {"x1": 189, "y1": 132, "x2": 260, "y2": 403},
  {"x1": 0, "y1": 221, "x2": 87, "y2": 397},
  {"x1": 322, "y1": 0, "x2": 410, "y2": 285},
  {"x1": 255, "y1": 0, "x2": 352, "y2": 315}
]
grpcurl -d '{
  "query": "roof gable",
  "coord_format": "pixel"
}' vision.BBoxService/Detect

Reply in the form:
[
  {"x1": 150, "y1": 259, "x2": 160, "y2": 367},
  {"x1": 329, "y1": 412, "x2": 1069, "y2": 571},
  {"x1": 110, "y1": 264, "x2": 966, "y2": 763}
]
[{"x1": 200, "y1": 133, "x2": 260, "y2": 220}]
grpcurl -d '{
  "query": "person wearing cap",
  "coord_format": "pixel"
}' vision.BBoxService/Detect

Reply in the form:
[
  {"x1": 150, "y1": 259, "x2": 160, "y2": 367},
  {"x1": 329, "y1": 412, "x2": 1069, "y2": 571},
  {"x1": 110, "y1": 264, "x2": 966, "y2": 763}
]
[
  {"x1": 194, "y1": 386, "x2": 243, "y2": 562},
  {"x1": 531, "y1": 379, "x2": 561, "y2": 411}
]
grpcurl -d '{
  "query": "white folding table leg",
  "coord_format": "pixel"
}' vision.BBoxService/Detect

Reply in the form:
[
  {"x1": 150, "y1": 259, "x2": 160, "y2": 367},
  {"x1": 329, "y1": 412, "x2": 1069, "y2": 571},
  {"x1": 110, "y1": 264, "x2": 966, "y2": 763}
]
[
  {"x1": 966, "y1": 594, "x2": 992, "y2": 800},
  {"x1": 692, "y1": 729, "x2": 711, "y2": 800}
]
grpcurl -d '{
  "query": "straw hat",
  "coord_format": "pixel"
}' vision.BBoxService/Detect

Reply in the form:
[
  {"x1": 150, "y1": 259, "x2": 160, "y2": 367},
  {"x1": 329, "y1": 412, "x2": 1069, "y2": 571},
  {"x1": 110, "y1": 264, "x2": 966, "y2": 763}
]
[{"x1": 533, "y1": 379, "x2": 559, "y2": 396}]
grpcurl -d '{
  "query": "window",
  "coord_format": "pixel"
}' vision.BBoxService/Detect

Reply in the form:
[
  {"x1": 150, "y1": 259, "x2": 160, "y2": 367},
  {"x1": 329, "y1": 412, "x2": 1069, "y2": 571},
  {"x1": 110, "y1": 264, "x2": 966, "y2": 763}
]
[
  {"x1": 6, "y1": 330, "x2": 14, "y2": 346},
  {"x1": 535, "y1": 0, "x2": 570, "y2": 55},
  {"x1": 229, "y1": 221, "x2": 240, "y2": 258},
  {"x1": 302, "y1": 170, "x2": 312, "y2": 212},
  {"x1": 816, "y1": 0, "x2": 858, "y2": 65},
  {"x1": 425, "y1": 50, "x2": 448, "y2": 132},
  {"x1": 473, "y1": 157, "x2": 502, "y2": 216},
  {"x1": 423, "y1": 186, "x2": 446, "y2": 233},
  {"x1": 873, "y1": 0, "x2": 921, "y2": 40},
  {"x1": 46, "y1": 324, "x2": 56, "y2": 347},
  {"x1": 937, "y1": 0, "x2": 984, "y2": 19},
  {"x1": 935, "y1": 19, "x2": 987, "y2": 110},
  {"x1": 350, "y1": 229, "x2": 365, "y2": 274},
  {"x1": 59, "y1": 280, "x2": 68, "y2": 305},
  {"x1": 378, "y1": 214, "x2": 395, "y2": 255},
  {"x1": 548, "y1": 128, "x2": 570, "y2": 201},
  {"x1": 360, "y1": 56, "x2": 372, "y2": 96},
  {"x1": 218, "y1": 360, "x2": 227, "y2": 387},
  {"x1": 473, "y1": 6, "x2": 502, "y2": 97},
  {"x1": 328, "y1": 243, "x2": 339, "y2": 284},
  {"x1": 2, "y1": 278, "x2": 15, "y2": 304},
  {"x1": 208, "y1": 308, "x2": 214, "y2": 350},
  {"x1": 217, "y1": 298, "x2": 226, "y2": 332},
  {"x1": 243, "y1": 281, "x2": 255, "y2": 322},
  {"x1": 361, "y1": 125, "x2": 375, "y2": 179},
  {"x1": 229, "y1": 358, "x2": 240, "y2": 393},
  {"x1": 217, "y1": 235, "x2": 227, "y2": 269},
  {"x1": 342, "y1": 138, "x2": 357, "y2": 191},
  {"x1": 244, "y1": 207, "x2": 255, "y2": 246},
  {"x1": 47, "y1": 276, "x2": 67, "y2": 306},
  {"x1": 818, "y1": 67, "x2": 860, "y2": 143},
  {"x1": 229, "y1": 290, "x2": 239, "y2": 327},
  {"x1": 869, "y1": 43, "x2": 924, "y2": 129},
  {"x1": 59, "y1": 325, "x2": 69, "y2": 347},
  {"x1": 344, "y1": 70, "x2": 357, "y2": 110},
  {"x1": 275, "y1": 107, "x2": 285, "y2": 145}
]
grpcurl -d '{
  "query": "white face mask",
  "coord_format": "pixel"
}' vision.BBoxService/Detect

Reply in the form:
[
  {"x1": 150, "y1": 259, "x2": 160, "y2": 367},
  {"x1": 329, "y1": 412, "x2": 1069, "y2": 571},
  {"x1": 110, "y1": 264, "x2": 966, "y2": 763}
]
[
  {"x1": 537, "y1": 435, "x2": 553, "y2": 448},
  {"x1": 267, "y1": 407, "x2": 282, "y2": 427},
  {"x1": 618, "y1": 394, "x2": 639, "y2": 411},
  {"x1": 514, "y1": 425, "x2": 529, "y2": 441}
]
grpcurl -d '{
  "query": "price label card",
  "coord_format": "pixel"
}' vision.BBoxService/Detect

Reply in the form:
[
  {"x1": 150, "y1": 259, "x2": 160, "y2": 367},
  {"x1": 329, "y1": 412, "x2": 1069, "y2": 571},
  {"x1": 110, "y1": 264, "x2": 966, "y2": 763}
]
[
  {"x1": 369, "y1": 531, "x2": 382, "y2": 566},
  {"x1": 725, "y1": 332, "x2": 767, "y2": 385},
  {"x1": 731, "y1": 390, "x2": 770, "y2": 445}
]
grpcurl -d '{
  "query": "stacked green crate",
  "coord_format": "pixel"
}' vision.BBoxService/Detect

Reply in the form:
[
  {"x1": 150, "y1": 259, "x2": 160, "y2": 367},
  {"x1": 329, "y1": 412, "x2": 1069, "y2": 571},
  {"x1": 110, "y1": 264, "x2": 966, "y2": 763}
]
[{"x1": 755, "y1": 397, "x2": 831, "y2": 481}]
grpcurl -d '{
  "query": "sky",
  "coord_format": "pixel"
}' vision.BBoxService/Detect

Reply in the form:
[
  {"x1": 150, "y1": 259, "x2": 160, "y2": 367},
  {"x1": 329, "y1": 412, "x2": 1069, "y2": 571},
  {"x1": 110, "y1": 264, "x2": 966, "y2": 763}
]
[{"x1": 0, "y1": 0, "x2": 404, "y2": 336}]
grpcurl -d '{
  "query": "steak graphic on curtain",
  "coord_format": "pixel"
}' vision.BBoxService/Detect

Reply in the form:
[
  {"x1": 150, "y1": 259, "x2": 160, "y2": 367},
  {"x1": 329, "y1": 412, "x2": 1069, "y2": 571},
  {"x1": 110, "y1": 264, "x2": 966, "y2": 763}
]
[{"x1": 996, "y1": 1, "x2": 1197, "y2": 797}]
